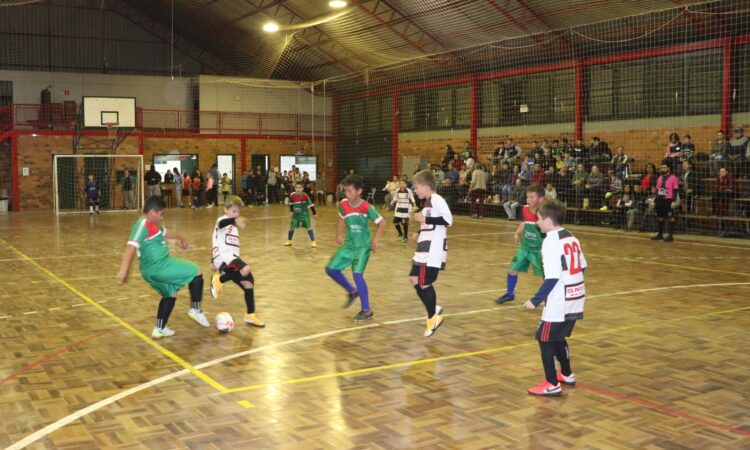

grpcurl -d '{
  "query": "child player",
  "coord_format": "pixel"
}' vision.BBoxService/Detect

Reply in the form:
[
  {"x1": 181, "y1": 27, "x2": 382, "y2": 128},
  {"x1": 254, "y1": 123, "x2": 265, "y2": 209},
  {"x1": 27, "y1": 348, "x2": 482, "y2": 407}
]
[
  {"x1": 524, "y1": 199, "x2": 586, "y2": 396},
  {"x1": 496, "y1": 184, "x2": 546, "y2": 305},
  {"x1": 391, "y1": 180, "x2": 416, "y2": 243},
  {"x1": 116, "y1": 196, "x2": 209, "y2": 338},
  {"x1": 326, "y1": 174, "x2": 386, "y2": 322},
  {"x1": 209, "y1": 195, "x2": 264, "y2": 327},
  {"x1": 284, "y1": 182, "x2": 317, "y2": 248},
  {"x1": 411, "y1": 170, "x2": 453, "y2": 337},
  {"x1": 85, "y1": 174, "x2": 100, "y2": 214}
]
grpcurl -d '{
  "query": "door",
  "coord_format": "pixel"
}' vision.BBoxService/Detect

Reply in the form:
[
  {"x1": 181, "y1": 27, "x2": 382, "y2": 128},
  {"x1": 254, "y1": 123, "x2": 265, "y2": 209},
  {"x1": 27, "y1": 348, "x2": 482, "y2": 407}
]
[{"x1": 217, "y1": 154, "x2": 235, "y2": 194}]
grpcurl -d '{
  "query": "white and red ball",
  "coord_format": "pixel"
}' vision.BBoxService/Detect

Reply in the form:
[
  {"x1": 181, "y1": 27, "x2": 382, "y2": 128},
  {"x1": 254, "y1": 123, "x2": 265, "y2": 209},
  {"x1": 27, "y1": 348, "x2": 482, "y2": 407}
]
[{"x1": 215, "y1": 312, "x2": 234, "y2": 333}]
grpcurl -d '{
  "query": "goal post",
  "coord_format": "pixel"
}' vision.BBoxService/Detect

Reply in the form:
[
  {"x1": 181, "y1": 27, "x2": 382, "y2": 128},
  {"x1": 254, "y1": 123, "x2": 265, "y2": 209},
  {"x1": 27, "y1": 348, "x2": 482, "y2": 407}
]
[{"x1": 53, "y1": 154, "x2": 144, "y2": 214}]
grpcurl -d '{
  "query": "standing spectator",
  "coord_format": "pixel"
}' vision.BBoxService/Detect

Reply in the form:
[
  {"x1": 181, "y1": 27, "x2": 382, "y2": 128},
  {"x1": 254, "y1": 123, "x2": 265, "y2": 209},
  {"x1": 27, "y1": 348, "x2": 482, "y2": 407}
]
[
  {"x1": 545, "y1": 182, "x2": 557, "y2": 200},
  {"x1": 220, "y1": 173, "x2": 232, "y2": 204},
  {"x1": 164, "y1": 169, "x2": 174, "y2": 184},
  {"x1": 682, "y1": 134, "x2": 696, "y2": 162},
  {"x1": 468, "y1": 163, "x2": 488, "y2": 218},
  {"x1": 613, "y1": 184, "x2": 634, "y2": 230},
  {"x1": 191, "y1": 169, "x2": 203, "y2": 208},
  {"x1": 383, "y1": 175, "x2": 399, "y2": 209},
  {"x1": 503, "y1": 178, "x2": 525, "y2": 220},
  {"x1": 571, "y1": 163, "x2": 588, "y2": 207},
  {"x1": 680, "y1": 160, "x2": 701, "y2": 214},
  {"x1": 588, "y1": 137, "x2": 611, "y2": 165},
  {"x1": 172, "y1": 168, "x2": 182, "y2": 208},
  {"x1": 640, "y1": 163, "x2": 658, "y2": 192},
  {"x1": 144, "y1": 164, "x2": 162, "y2": 198},
  {"x1": 208, "y1": 163, "x2": 220, "y2": 207},
  {"x1": 181, "y1": 171, "x2": 191, "y2": 208},
  {"x1": 205, "y1": 173, "x2": 215, "y2": 208},
  {"x1": 585, "y1": 165, "x2": 605, "y2": 209},
  {"x1": 279, "y1": 170, "x2": 290, "y2": 200},
  {"x1": 710, "y1": 130, "x2": 728, "y2": 177},
  {"x1": 652, "y1": 163, "x2": 680, "y2": 242},
  {"x1": 611, "y1": 146, "x2": 630, "y2": 179},
  {"x1": 121, "y1": 168, "x2": 136, "y2": 209},
  {"x1": 267, "y1": 168, "x2": 279, "y2": 204},
  {"x1": 662, "y1": 133, "x2": 683, "y2": 174},
  {"x1": 712, "y1": 167, "x2": 736, "y2": 216},
  {"x1": 240, "y1": 169, "x2": 251, "y2": 204},
  {"x1": 441, "y1": 145, "x2": 456, "y2": 170},
  {"x1": 254, "y1": 168, "x2": 266, "y2": 204},
  {"x1": 727, "y1": 127, "x2": 748, "y2": 177}
]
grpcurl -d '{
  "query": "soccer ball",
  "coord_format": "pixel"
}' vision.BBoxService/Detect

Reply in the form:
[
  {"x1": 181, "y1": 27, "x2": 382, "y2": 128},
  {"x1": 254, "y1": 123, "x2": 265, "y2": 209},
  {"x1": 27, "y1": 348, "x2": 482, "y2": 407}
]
[{"x1": 215, "y1": 312, "x2": 234, "y2": 333}]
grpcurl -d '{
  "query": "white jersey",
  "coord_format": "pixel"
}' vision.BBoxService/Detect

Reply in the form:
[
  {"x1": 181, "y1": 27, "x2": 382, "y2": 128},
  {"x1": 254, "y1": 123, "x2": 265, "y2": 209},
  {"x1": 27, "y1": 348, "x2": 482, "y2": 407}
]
[
  {"x1": 212, "y1": 214, "x2": 241, "y2": 268},
  {"x1": 413, "y1": 193, "x2": 453, "y2": 269},
  {"x1": 392, "y1": 188, "x2": 415, "y2": 219},
  {"x1": 541, "y1": 228, "x2": 587, "y2": 322}
]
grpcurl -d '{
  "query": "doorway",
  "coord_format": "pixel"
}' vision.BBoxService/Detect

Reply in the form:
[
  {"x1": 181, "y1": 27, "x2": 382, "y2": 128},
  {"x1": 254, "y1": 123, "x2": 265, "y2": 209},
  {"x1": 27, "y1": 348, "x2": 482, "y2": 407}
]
[{"x1": 217, "y1": 154, "x2": 235, "y2": 194}]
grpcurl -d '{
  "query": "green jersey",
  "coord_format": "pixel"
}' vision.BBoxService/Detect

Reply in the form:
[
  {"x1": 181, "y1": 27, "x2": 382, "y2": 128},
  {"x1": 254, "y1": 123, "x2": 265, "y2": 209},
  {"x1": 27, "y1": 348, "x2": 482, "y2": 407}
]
[
  {"x1": 520, "y1": 205, "x2": 544, "y2": 250},
  {"x1": 290, "y1": 192, "x2": 313, "y2": 219},
  {"x1": 128, "y1": 218, "x2": 170, "y2": 266},
  {"x1": 338, "y1": 198, "x2": 382, "y2": 248}
]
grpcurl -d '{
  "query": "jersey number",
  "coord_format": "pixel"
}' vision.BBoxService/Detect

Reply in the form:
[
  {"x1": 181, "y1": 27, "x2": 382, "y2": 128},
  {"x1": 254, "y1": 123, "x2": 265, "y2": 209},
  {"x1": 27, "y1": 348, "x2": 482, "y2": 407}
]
[{"x1": 564, "y1": 242, "x2": 582, "y2": 275}]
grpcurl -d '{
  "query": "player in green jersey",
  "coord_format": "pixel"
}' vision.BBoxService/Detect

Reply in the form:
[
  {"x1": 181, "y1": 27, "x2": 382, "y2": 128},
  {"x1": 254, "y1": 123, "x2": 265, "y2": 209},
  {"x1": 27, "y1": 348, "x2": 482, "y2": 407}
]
[{"x1": 284, "y1": 182, "x2": 317, "y2": 247}]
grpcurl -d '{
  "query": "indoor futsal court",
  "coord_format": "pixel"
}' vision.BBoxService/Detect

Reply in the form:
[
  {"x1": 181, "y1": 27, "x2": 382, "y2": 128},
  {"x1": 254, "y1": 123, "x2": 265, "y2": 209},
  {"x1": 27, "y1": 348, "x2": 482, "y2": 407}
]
[{"x1": 1, "y1": 0, "x2": 750, "y2": 449}]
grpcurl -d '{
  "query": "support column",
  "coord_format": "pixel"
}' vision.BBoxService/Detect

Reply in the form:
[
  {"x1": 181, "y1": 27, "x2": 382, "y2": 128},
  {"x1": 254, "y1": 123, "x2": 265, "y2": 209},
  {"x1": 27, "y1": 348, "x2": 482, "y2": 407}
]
[
  {"x1": 469, "y1": 77, "x2": 478, "y2": 153},
  {"x1": 721, "y1": 38, "x2": 733, "y2": 135}
]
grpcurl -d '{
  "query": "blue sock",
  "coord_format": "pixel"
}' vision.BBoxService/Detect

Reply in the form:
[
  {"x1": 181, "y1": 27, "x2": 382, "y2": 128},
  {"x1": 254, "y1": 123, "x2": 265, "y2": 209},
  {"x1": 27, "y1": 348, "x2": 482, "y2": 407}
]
[
  {"x1": 308, "y1": 229, "x2": 315, "y2": 241},
  {"x1": 353, "y1": 272, "x2": 370, "y2": 310},
  {"x1": 326, "y1": 268, "x2": 355, "y2": 293},
  {"x1": 288, "y1": 230, "x2": 294, "y2": 240},
  {"x1": 507, "y1": 273, "x2": 518, "y2": 296}
]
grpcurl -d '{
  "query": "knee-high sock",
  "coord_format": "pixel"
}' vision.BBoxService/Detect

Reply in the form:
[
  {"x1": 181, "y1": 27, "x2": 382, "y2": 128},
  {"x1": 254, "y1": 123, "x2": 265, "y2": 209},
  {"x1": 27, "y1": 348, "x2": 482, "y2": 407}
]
[
  {"x1": 657, "y1": 220, "x2": 665, "y2": 234},
  {"x1": 244, "y1": 288, "x2": 255, "y2": 314},
  {"x1": 420, "y1": 285, "x2": 437, "y2": 318},
  {"x1": 666, "y1": 220, "x2": 674, "y2": 235},
  {"x1": 219, "y1": 271, "x2": 233, "y2": 283},
  {"x1": 308, "y1": 229, "x2": 315, "y2": 241},
  {"x1": 188, "y1": 275, "x2": 203, "y2": 310},
  {"x1": 539, "y1": 341, "x2": 559, "y2": 385},
  {"x1": 326, "y1": 268, "x2": 356, "y2": 293},
  {"x1": 352, "y1": 272, "x2": 370, "y2": 310},
  {"x1": 403, "y1": 222, "x2": 409, "y2": 236},
  {"x1": 394, "y1": 224, "x2": 403, "y2": 237},
  {"x1": 156, "y1": 297, "x2": 176, "y2": 329},
  {"x1": 288, "y1": 230, "x2": 294, "y2": 240},
  {"x1": 553, "y1": 340, "x2": 572, "y2": 376},
  {"x1": 507, "y1": 273, "x2": 518, "y2": 296}
]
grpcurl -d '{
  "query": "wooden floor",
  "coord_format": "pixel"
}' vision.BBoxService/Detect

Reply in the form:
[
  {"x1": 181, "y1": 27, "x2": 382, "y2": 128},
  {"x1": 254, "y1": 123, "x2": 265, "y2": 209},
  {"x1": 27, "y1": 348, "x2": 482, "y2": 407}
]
[{"x1": 0, "y1": 204, "x2": 749, "y2": 449}]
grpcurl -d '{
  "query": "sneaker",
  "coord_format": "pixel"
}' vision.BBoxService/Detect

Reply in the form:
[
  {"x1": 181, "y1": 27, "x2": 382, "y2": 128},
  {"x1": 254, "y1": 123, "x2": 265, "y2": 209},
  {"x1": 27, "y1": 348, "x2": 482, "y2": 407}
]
[
  {"x1": 244, "y1": 313, "x2": 266, "y2": 328},
  {"x1": 210, "y1": 272, "x2": 222, "y2": 300},
  {"x1": 557, "y1": 372, "x2": 576, "y2": 385},
  {"x1": 651, "y1": 233, "x2": 663, "y2": 241},
  {"x1": 396, "y1": 236, "x2": 403, "y2": 242},
  {"x1": 527, "y1": 380, "x2": 562, "y2": 396},
  {"x1": 495, "y1": 293, "x2": 515, "y2": 305},
  {"x1": 283, "y1": 240, "x2": 292, "y2": 246},
  {"x1": 599, "y1": 206, "x2": 608, "y2": 212},
  {"x1": 424, "y1": 313, "x2": 444, "y2": 337},
  {"x1": 344, "y1": 291, "x2": 359, "y2": 309},
  {"x1": 605, "y1": 192, "x2": 613, "y2": 199},
  {"x1": 311, "y1": 241, "x2": 317, "y2": 248},
  {"x1": 436, "y1": 305, "x2": 443, "y2": 316},
  {"x1": 353, "y1": 309, "x2": 374, "y2": 322},
  {"x1": 187, "y1": 308, "x2": 210, "y2": 327},
  {"x1": 151, "y1": 327, "x2": 175, "y2": 339},
  {"x1": 664, "y1": 234, "x2": 674, "y2": 242}
]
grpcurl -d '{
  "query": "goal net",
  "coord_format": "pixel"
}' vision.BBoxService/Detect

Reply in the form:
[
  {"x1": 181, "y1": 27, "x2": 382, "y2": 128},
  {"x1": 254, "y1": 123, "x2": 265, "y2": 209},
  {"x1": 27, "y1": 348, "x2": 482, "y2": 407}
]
[{"x1": 53, "y1": 155, "x2": 144, "y2": 214}]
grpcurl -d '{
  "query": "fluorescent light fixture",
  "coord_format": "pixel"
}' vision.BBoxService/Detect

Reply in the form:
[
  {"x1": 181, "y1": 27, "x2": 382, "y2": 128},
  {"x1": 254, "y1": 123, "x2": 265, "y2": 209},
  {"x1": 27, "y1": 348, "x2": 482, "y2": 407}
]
[
  {"x1": 262, "y1": 22, "x2": 280, "y2": 32},
  {"x1": 329, "y1": 0, "x2": 347, "y2": 8}
]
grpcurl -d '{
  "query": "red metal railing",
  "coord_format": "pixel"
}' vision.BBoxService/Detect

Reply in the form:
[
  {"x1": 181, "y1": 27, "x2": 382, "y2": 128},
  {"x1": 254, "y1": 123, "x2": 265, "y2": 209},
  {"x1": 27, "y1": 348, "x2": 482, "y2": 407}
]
[{"x1": 3, "y1": 103, "x2": 331, "y2": 136}]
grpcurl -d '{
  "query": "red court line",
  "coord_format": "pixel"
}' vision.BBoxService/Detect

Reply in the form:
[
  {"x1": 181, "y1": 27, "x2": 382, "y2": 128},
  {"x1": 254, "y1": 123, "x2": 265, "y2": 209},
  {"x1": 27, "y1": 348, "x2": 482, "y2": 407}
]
[{"x1": 0, "y1": 329, "x2": 111, "y2": 387}]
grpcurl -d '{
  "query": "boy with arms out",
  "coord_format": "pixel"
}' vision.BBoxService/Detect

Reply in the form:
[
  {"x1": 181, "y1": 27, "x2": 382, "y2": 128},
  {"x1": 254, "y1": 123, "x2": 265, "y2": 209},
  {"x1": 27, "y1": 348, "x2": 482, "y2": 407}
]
[
  {"x1": 284, "y1": 182, "x2": 317, "y2": 247},
  {"x1": 391, "y1": 180, "x2": 416, "y2": 243},
  {"x1": 326, "y1": 175, "x2": 386, "y2": 322},
  {"x1": 116, "y1": 196, "x2": 209, "y2": 338}
]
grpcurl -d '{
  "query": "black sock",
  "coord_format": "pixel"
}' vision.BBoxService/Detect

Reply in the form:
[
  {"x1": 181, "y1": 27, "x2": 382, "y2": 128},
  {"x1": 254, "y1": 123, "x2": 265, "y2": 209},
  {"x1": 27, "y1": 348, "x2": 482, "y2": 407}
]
[
  {"x1": 539, "y1": 341, "x2": 559, "y2": 385},
  {"x1": 188, "y1": 275, "x2": 203, "y2": 310},
  {"x1": 657, "y1": 220, "x2": 664, "y2": 235},
  {"x1": 667, "y1": 221, "x2": 674, "y2": 235},
  {"x1": 403, "y1": 222, "x2": 409, "y2": 236},
  {"x1": 553, "y1": 340, "x2": 572, "y2": 376},
  {"x1": 244, "y1": 288, "x2": 255, "y2": 314},
  {"x1": 420, "y1": 285, "x2": 437, "y2": 318},
  {"x1": 395, "y1": 224, "x2": 402, "y2": 237},
  {"x1": 156, "y1": 297, "x2": 176, "y2": 329}
]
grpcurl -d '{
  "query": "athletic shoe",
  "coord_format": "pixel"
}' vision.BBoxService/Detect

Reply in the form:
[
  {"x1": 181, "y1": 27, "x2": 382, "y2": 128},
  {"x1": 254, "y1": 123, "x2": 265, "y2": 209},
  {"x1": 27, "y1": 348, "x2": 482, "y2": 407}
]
[
  {"x1": 651, "y1": 233, "x2": 663, "y2": 240},
  {"x1": 527, "y1": 380, "x2": 562, "y2": 396},
  {"x1": 557, "y1": 372, "x2": 576, "y2": 385},
  {"x1": 210, "y1": 272, "x2": 222, "y2": 300},
  {"x1": 151, "y1": 327, "x2": 175, "y2": 339},
  {"x1": 424, "y1": 313, "x2": 444, "y2": 337},
  {"x1": 599, "y1": 206, "x2": 608, "y2": 212},
  {"x1": 396, "y1": 236, "x2": 403, "y2": 242},
  {"x1": 187, "y1": 308, "x2": 210, "y2": 327},
  {"x1": 664, "y1": 234, "x2": 674, "y2": 242},
  {"x1": 344, "y1": 291, "x2": 359, "y2": 309},
  {"x1": 353, "y1": 310, "x2": 374, "y2": 322},
  {"x1": 495, "y1": 293, "x2": 515, "y2": 304},
  {"x1": 605, "y1": 192, "x2": 613, "y2": 199},
  {"x1": 311, "y1": 241, "x2": 317, "y2": 248},
  {"x1": 244, "y1": 313, "x2": 266, "y2": 328},
  {"x1": 436, "y1": 305, "x2": 443, "y2": 316},
  {"x1": 284, "y1": 240, "x2": 293, "y2": 246}
]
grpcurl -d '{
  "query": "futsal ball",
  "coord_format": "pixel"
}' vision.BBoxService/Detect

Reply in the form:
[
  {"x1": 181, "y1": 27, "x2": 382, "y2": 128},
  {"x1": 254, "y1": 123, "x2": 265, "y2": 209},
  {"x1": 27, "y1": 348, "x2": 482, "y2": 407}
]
[{"x1": 215, "y1": 312, "x2": 235, "y2": 333}]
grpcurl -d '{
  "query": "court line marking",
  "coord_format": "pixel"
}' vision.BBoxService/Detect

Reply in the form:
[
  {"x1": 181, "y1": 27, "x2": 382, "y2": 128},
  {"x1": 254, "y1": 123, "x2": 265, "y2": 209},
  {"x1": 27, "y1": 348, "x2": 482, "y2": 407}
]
[
  {"x1": 0, "y1": 238, "x2": 229, "y2": 395},
  {"x1": 8, "y1": 282, "x2": 750, "y2": 450}
]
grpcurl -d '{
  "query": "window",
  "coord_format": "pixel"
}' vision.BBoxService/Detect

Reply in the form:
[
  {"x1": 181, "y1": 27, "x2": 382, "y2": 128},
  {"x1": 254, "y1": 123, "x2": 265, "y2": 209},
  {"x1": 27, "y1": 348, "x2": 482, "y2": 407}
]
[{"x1": 733, "y1": 44, "x2": 750, "y2": 113}]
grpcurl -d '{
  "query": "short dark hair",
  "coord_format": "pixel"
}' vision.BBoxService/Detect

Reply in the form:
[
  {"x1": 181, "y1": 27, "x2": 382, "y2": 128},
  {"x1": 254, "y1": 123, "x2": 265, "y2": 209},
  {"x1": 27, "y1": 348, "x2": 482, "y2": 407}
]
[
  {"x1": 341, "y1": 174, "x2": 364, "y2": 190},
  {"x1": 592, "y1": 136, "x2": 600, "y2": 142},
  {"x1": 538, "y1": 199, "x2": 567, "y2": 226},
  {"x1": 294, "y1": 181, "x2": 304, "y2": 188},
  {"x1": 526, "y1": 183, "x2": 545, "y2": 197},
  {"x1": 143, "y1": 196, "x2": 166, "y2": 214}
]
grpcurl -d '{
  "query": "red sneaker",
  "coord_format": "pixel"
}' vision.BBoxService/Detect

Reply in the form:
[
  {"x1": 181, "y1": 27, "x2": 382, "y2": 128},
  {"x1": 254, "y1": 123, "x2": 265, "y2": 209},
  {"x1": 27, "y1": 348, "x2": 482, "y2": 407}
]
[
  {"x1": 527, "y1": 380, "x2": 562, "y2": 396},
  {"x1": 557, "y1": 372, "x2": 576, "y2": 385}
]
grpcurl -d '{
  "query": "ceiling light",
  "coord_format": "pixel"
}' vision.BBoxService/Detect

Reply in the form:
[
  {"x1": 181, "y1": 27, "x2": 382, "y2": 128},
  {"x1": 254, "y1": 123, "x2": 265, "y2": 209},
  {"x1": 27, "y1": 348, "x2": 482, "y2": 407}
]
[
  {"x1": 329, "y1": 0, "x2": 347, "y2": 8},
  {"x1": 262, "y1": 22, "x2": 280, "y2": 33}
]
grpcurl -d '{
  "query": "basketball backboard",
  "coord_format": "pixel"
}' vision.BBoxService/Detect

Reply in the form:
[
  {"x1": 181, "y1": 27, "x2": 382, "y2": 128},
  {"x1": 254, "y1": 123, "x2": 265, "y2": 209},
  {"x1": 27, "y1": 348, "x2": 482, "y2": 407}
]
[{"x1": 82, "y1": 97, "x2": 136, "y2": 128}]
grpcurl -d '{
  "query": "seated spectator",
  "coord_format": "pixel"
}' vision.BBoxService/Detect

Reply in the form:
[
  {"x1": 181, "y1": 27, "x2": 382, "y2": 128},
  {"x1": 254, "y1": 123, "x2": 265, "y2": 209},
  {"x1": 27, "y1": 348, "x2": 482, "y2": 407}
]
[
  {"x1": 488, "y1": 164, "x2": 503, "y2": 198},
  {"x1": 433, "y1": 165, "x2": 445, "y2": 183},
  {"x1": 545, "y1": 182, "x2": 557, "y2": 200},
  {"x1": 548, "y1": 165, "x2": 570, "y2": 204},
  {"x1": 530, "y1": 162, "x2": 547, "y2": 186},
  {"x1": 503, "y1": 178, "x2": 525, "y2": 220},
  {"x1": 518, "y1": 159, "x2": 532, "y2": 185},
  {"x1": 563, "y1": 151, "x2": 576, "y2": 172},
  {"x1": 682, "y1": 134, "x2": 696, "y2": 162},
  {"x1": 469, "y1": 163, "x2": 488, "y2": 218},
  {"x1": 497, "y1": 138, "x2": 521, "y2": 167},
  {"x1": 727, "y1": 127, "x2": 748, "y2": 178},
  {"x1": 640, "y1": 163, "x2": 657, "y2": 192},
  {"x1": 571, "y1": 138, "x2": 588, "y2": 165},
  {"x1": 550, "y1": 139, "x2": 564, "y2": 158},
  {"x1": 572, "y1": 163, "x2": 588, "y2": 207},
  {"x1": 613, "y1": 184, "x2": 634, "y2": 230},
  {"x1": 539, "y1": 148, "x2": 555, "y2": 172},
  {"x1": 585, "y1": 165, "x2": 606, "y2": 209},
  {"x1": 611, "y1": 146, "x2": 630, "y2": 179},
  {"x1": 445, "y1": 162, "x2": 460, "y2": 185},
  {"x1": 560, "y1": 137, "x2": 571, "y2": 154},
  {"x1": 452, "y1": 153, "x2": 464, "y2": 171},
  {"x1": 641, "y1": 186, "x2": 658, "y2": 232},
  {"x1": 458, "y1": 166, "x2": 471, "y2": 200},
  {"x1": 712, "y1": 167, "x2": 736, "y2": 216},
  {"x1": 500, "y1": 163, "x2": 518, "y2": 202},
  {"x1": 663, "y1": 132, "x2": 683, "y2": 174},
  {"x1": 461, "y1": 141, "x2": 474, "y2": 161},
  {"x1": 437, "y1": 178, "x2": 458, "y2": 207},
  {"x1": 710, "y1": 130, "x2": 728, "y2": 177},
  {"x1": 606, "y1": 169, "x2": 623, "y2": 199},
  {"x1": 629, "y1": 184, "x2": 645, "y2": 231},
  {"x1": 680, "y1": 160, "x2": 701, "y2": 214},
  {"x1": 529, "y1": 141, "x2": 544, "y2": 161},
  {"x1": 442, "y1": 145, "x2": 456, "y2": 170},
  {"x1": 589, "y1": 137, "x2": 611, "y2": 164},
  {"x1": 383, "y1": 175, "x2": 399, "y2": 208}
]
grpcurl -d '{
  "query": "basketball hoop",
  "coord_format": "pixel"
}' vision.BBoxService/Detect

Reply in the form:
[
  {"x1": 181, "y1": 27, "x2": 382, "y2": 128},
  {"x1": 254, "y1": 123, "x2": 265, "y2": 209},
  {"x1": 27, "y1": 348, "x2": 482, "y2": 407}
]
[{"x1": 104, "y1": 122, "x2": 119, "y2": 141}]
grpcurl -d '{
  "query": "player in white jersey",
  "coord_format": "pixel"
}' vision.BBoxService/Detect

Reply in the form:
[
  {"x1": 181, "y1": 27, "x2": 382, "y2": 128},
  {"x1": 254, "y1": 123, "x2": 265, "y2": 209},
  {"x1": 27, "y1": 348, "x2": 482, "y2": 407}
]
[
  {"x1": 391, "y1": 180, "x2": 416, "y2": 243},
  {"x1": 209, "y1": 195, "x2": 265, "y2": 327},
  {"x1": 410, "y1": 170, "x2": 453, "y2": 337},
  {"x1": 524, "y1": 199, "x2": 587, "y2": 396}
]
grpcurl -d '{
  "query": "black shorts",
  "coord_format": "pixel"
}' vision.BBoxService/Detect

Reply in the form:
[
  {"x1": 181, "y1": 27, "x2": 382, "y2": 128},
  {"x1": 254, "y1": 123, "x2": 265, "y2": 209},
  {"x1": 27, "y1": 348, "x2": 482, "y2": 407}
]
[
  {"x1": 222, "y1": 258, "x2": 247, "y2": 273},
  {"x1": 535, "y1": 320, "x2": 576, "y2": 342},
  {"x1": 655, "y1": 197, "x2": 674, "y2": 218},
  {"x1": 393, "y1": 216, "x2": 409, "y2": 224},
  {"x1": 409, "y1": 264, "x2": 440, "y2": 285}
]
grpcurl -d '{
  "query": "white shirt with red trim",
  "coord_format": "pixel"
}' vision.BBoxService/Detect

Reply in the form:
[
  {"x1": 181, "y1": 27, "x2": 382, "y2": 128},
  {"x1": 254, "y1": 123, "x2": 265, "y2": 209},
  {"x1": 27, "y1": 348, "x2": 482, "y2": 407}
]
[
  {"x1": 413, "y1": 193, "x2": 453, "y2": 269},
  {"x1": 541, "y1": 227, "x2": 587, "y2": 322},
  {"x1": 212, "y1": 215, "x2": 241, "y2": 268}
]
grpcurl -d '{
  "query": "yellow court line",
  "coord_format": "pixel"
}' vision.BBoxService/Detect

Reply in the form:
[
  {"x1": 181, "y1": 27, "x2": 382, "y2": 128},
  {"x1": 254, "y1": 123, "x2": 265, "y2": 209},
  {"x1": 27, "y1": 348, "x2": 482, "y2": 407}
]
[
  {"x1": 223, "y1": 305, "x2": 750, "y2": 394},
  {"x1": 0, "y1": 239, "x2": 229, "y2": 393}
]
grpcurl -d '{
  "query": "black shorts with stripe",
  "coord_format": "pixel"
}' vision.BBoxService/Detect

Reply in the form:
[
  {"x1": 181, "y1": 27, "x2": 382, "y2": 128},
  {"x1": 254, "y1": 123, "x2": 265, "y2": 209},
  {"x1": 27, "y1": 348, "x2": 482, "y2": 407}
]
[
  {"x1": 409, "y1": 264, "x2": 440, "y2": 285},
  {"x1": 535, "y1": 320, "x2": 576, "y2": 342}
]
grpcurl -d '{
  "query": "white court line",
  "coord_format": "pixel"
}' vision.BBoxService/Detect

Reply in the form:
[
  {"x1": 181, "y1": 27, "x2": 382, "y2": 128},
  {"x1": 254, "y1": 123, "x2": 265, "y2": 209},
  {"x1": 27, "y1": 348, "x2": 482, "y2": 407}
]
[
  {"x1": 0, "y1": 315, "x2": 10, "y2": 320},
  {"x1": 22, "y1": 311, "x2": 39, "y2": 315},
  {"x1": 48, "y1": 307, "x2": 62, "y2": 311},
  {"x1": 0, "y1": 254, "x2": 101, "y2": 262},
  {"x1": 461, "y1": 281, "x2": 750, "y2": 297},
  {"x1": 9, "y1": 281, "x2": 750, "y2": 450}
]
